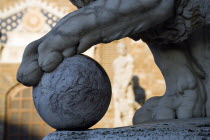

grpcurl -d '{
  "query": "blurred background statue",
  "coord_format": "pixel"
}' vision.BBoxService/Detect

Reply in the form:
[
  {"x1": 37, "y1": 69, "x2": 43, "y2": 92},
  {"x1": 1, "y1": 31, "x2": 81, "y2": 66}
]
[{"x1": 112, "y1": 42, "x2": 141, "y2": 127}]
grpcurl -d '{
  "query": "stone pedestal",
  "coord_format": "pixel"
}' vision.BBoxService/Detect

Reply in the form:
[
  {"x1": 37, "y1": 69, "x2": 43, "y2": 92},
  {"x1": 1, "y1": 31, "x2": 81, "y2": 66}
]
[{"x1": 43, "y1": 117, "x2": 210, "y2": 140}]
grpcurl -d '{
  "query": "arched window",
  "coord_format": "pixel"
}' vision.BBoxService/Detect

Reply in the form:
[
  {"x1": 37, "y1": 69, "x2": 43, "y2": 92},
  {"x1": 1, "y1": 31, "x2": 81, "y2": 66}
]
[{"x1": 5, "y1": 84, "x2": 54, "y2": 140}]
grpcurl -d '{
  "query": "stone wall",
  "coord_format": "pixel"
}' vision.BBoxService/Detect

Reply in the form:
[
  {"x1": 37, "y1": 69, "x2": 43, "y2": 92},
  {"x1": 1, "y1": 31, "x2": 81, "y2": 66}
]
[{"x1": 0, "y1": 64, "x2": 19, "y2": 140}]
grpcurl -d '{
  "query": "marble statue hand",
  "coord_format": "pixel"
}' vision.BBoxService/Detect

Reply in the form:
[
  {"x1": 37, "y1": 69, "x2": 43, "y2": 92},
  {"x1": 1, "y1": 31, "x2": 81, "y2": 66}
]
[{"x1": 17, "y1": 0, "x2": 175, "y2": 86}]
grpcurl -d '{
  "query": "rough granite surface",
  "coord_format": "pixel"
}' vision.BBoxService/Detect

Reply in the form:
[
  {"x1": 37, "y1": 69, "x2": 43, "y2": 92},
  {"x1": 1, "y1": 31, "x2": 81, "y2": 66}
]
[
  {"x1": 33, "y1": 55, "x2": 112, "y2": 130},
  {"x1": 43, "y1": 117, "x2": 210, "y2": 140}
]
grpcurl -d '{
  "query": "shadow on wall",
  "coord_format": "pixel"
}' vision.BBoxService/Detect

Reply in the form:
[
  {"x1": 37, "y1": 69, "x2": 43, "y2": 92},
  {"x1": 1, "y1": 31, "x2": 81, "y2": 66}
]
[
  {"x1": 3, "y1": 119, "x2": 46, "y2": 140},
  {"x1": 132, "y1": 75, "x2": 146, "y2": 106}
]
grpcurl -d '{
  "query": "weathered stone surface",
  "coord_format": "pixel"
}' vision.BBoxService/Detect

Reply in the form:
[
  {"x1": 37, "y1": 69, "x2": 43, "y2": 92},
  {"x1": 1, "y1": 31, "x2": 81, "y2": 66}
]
[
  {"x1": 43, "y1": 118, "x2": 210, "y2": 140},
  {"x1": 33, "y1": 54, "x2": 112, "y2": 130}
]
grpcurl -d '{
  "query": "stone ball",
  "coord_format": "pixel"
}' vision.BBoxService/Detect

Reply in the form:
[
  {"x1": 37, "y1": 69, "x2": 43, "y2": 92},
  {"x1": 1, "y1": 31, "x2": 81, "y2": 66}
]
[{"x1": 33, "y1": 54, "x2": 112, "y2": 130}]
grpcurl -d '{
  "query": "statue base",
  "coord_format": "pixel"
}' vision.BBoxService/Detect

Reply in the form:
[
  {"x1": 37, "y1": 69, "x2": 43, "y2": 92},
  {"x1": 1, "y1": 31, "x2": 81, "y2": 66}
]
[{"x1": 43, "y1": 117, "x2": 210, "y2": 140}]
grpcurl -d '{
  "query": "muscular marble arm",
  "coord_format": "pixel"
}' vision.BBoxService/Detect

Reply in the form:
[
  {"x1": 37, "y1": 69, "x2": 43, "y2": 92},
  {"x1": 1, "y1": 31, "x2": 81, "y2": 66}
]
[{"x1": 17, "y1": 0, "x2": 175, "y2": 86}]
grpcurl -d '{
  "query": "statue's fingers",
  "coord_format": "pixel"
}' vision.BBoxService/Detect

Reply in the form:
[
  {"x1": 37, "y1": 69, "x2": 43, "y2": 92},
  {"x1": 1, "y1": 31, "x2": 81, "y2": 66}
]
[
  {"x1": 17, "y1": 40, "x2": 44, "y2": 86},
  {"x1": 38, "y1": 34, "x2": 78, "y2": 72},
  {"x1": 77, "y1": 32, "x2": 99, "y2": 53},
  {"x1": 62, "y1": 47, "x2": 77, "y2": 58}
]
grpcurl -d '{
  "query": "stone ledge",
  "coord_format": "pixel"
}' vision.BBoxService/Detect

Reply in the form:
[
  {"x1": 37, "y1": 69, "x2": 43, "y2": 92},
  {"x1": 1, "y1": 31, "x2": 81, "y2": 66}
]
[{"x1": 43, "y1": 117, "x2": 210, "y2": 140}]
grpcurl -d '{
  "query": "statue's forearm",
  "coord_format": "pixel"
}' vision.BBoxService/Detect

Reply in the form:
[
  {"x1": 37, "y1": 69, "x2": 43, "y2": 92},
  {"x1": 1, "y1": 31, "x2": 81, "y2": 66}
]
[
  {"x1": 74, "y1": 0, "x2": 175, "y2": 43},
  {"x1": 16, "y1": 0, "x2": 175, "y2": 87},
  {"x1": 49, "y1": 0, "x2": 175, "y2": 53}
]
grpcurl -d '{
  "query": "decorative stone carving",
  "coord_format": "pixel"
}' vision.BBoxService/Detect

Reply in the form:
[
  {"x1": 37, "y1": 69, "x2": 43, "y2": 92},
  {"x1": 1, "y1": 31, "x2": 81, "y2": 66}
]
[
  {"x1": 112, "y1": 42, "x2": 140, "y2": 127},
  {"x1": 22, "y1": 8, "x2": 45, "y2": 32},
  {"x1": 17, "y1": 0, "x2": 210, "y2": 130},
  {"x1": 33, "y1": 55, "x2": 111, "y2": 130},
  {"x1": 0, "y1": 0, "x2": 67, "y2": 63}
]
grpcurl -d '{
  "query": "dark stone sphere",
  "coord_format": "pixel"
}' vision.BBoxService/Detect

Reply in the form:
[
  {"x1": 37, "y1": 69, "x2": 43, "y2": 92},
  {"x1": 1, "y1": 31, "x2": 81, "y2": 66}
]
[{"x1": 33, "y1": 55, "x2": 112, "y2": 130}]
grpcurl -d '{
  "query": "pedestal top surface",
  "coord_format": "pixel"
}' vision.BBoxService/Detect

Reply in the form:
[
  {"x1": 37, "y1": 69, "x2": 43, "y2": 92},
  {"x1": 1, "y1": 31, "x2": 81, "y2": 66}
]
[{"x1": 43, "y1": 117, "x2": 210, "y2": 140}]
